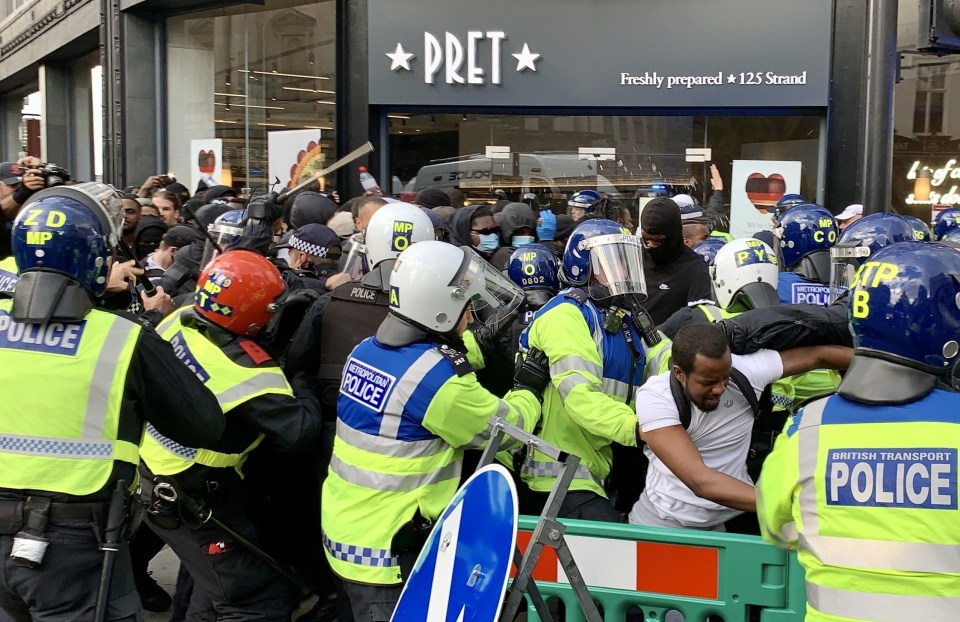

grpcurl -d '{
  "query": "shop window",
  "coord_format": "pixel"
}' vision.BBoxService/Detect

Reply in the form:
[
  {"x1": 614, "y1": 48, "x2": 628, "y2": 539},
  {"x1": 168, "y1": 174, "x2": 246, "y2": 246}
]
[
  {"x1": 387, "y1": 113, "x2": 820, "y2": 222},
  {"x1": 166, "y1": 0, "x2": 336, "y2": 194}
]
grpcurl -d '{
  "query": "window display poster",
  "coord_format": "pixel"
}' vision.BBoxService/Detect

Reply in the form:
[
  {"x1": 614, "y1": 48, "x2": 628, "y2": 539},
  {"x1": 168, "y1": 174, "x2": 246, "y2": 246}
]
[
  {"x1": 729, "y1": 159, "x2": 803, "y2": 239},
  {"x1": 268, "y1": 129, "x2": 324, "y2": 190},
  {"x1": 190, "y1": 139, "x2": 223, "y2": 194}
]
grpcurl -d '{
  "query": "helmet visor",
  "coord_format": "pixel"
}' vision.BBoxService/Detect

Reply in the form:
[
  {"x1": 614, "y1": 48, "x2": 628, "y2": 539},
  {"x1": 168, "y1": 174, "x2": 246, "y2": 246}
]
[
  {"x1": 829, "y1": 245, "x2": 871, "y2": 303},
  {"x1": 341, "y1": 235, "x2": 368, "y2": 281},
  {"x1": 455, "y1": 247, "x2": 524, "y2": 313},
  {"x1": 71, "y1": 182, "x2": 124, "y2": 239},
  {"x1": 583, "y1": 234, "x2": 647, "y2": 301}
]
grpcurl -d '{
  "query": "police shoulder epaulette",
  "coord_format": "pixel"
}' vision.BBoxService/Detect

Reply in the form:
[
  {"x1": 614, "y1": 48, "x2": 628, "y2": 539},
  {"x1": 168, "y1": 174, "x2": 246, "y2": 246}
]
[
  {"x1": 436, "y1": 343, "x2": 474, "y2": 377},
  {"x1": 563, "y1": 288, "x2": 588, "y2": 305},
  {"x1": 108, "y1": 308, "x2": 153, "y2": 332},
  {"x1": 238, "y1": 339, "x2": 274, "y2": 366}
]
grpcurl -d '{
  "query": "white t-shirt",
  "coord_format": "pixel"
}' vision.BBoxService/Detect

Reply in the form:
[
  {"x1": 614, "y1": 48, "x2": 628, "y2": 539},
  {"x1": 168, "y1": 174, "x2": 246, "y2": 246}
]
[{"x1": 630, "y1": 350, "x2": 784, "y2": 528}]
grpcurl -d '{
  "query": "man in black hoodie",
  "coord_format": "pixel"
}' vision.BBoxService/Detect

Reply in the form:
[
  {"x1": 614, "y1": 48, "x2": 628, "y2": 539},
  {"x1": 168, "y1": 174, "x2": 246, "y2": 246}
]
[{"x1": 639, "y1": 198, "x2": 713, "y2": 325}]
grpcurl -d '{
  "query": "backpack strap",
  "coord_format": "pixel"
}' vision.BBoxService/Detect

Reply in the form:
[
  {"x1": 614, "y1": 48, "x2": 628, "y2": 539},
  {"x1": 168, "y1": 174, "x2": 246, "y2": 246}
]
[
  {"x1": 670, "y1": 365, "x2": 771, "y2": 429},
  {"x1": 669, "y1": 371, "x2": 693, "y2": 430}
]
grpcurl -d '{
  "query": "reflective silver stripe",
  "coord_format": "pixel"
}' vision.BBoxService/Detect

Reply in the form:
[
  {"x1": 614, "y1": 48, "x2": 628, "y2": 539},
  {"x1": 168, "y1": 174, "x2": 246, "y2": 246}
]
[
  {"x1": 380, "y1": 349, "x2": 444, "y2": 440},
  {"x1": 556, "y1": 373, "x2": 595, "y2": 401},
  {"x1": 83, "y1": 318, "x2": 137, "y2": 438},
  {"x1": 701, "y1": 305, "x2": 724, "y2": 322},
  {"x1": 801, "y1": 534, "x2": 960, "y2": 573},
  {"x1": 216, "y1": 371, "x2": 290, "y2": 406},
  {"x1": 806, "y1": 581, "x2": 960, "y2": 622},
  {"x1": 468, "y1": 401, "x2": 512, "y2": 449},
  {"x1": 146, "y1": 424, "x2": 198, "y2": 461},
  {"x1": 0, "y1": 432, "x2": 113, "y2": 459},
  {"x1": 550, "y1": 354, "x2": 602, "y2": 381},
  {"x1": 329, "y1": 454, "x2": 461, "y2": 493},
  {"x1": 521, "y1": 458, "x2": 600, "y2": 485},
  {"x1": 797, "y1": 398, "x2": 828, "y2": 537},
  {"x1": 336, "y1": 419, "x2": 449, "y2": 460},
  {"x1": 322, "y1": 532, "x2": 399, "y2": 568},
  {"x1": 601, "y1": 377, "x2": 631, "y2": 400}
]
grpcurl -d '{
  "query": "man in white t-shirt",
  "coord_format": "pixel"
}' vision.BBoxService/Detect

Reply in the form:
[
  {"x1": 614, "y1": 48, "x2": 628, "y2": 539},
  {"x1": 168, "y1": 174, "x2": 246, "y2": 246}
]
[{"x1": 631, "y1": 322, "x2": 851, "y2": 530}]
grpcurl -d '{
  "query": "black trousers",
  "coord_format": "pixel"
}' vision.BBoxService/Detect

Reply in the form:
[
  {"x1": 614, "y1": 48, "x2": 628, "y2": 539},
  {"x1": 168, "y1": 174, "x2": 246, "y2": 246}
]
[
  {"x1": 142, "y1": 481, "x2": 297, "y2": 621},
  {"x1": 0, "y1": 523, "x2": 142, "y2": 621},
  {"x1": 521, "y1": 487, "x2": 626, "y2": 523},
  {"x1": 338, "y1": 580, "x2": 403, "y2": 622}
]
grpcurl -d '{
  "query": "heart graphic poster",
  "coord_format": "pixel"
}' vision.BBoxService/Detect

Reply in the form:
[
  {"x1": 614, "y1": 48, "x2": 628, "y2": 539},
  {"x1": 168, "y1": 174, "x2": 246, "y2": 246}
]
[
  {"x1": 729, "y1": 160, "x2": 802, "y2": 239},
  {"x1": 268, "y1": 129, "x2": 324, "y2": 190},
  {"x1": 190, "y1": 139, "x2": 223, "y2": 193}
]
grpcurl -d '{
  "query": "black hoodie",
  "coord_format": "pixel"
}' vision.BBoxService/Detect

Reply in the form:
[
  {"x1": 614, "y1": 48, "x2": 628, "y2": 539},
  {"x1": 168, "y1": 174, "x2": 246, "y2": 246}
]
[
  {"x1": 447, "y1": 205, "x2": 481, "y2": 248},
  {"x1": 489, "y1": 202, "x2": 538, "y2": 269},
  {"x1": 640, "y1": 198, "x2": 713, "y2": 324}
]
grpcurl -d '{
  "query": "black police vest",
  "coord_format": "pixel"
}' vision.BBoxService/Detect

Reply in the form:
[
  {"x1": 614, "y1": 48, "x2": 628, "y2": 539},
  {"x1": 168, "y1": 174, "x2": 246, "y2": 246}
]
[{"x1": 318, "y1": 281, "x2": 391, "y2": 409}]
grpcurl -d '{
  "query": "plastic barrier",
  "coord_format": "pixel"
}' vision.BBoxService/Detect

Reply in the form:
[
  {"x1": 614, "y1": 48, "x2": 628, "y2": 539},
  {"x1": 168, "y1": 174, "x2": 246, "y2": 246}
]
[{"x1": 512, "y1": 515, "x2": 806, "y2": 622}]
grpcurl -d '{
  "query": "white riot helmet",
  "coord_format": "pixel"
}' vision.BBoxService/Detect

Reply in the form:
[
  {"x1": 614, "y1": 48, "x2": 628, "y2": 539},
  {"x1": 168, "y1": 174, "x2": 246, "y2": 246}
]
[
  {"x1": 711, "y1": 238, "x2": 780, "y2": 310},
  {"x1": 363, "y1": 202, "x2": 436, "y2": 268},
  {"x1": 386, "y1": 241, "x2": 523, "y2": 334}
]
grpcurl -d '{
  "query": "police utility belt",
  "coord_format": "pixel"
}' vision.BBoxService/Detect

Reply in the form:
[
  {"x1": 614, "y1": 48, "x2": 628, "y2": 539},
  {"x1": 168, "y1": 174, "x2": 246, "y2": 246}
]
[{"x1": 0, "y1": 492, "x2": 118, "y2": 568}]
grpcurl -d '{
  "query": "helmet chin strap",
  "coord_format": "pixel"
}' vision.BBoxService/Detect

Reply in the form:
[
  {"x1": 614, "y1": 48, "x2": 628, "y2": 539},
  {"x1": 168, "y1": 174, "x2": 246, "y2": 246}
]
[{"x1": 11, "y1": 272, "x2": 94, "y2": 323}]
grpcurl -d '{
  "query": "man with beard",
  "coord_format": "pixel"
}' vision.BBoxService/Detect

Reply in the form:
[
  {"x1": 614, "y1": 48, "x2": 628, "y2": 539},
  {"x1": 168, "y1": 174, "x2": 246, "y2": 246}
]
[
  {"x1": 639, "y1": 197, "x2": 713, "y2": 324},
  {"x1": 629, "y1": 323, "x2": 850, "y2": 530}
]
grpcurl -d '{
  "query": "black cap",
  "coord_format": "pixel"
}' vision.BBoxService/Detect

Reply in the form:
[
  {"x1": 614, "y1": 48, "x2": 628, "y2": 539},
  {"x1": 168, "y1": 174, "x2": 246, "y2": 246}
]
[
  {"x1": 162, "y1": 225, "x2": 202, "y2": 249},
  {"x1": 415, "y1": 188, "x2": 450, "y2": 209}
]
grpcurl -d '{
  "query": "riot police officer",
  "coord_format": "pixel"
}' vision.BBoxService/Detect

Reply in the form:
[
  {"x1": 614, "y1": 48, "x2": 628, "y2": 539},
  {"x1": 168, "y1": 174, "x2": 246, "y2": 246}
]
[
  {"x1": 774, "y1": 203, "x2": 838, "y2": 306},
  {"x1": 320, "y1": 241, "x2": 548, "y2": 620},
  {"x1": 0, "y1": 185, "x2": 223, "y2": 621},
  {"x1": 758, "y1": 241, "x2": 960, "y2": 621},
  {"x1": 139, "y1": 249, "x2": 321, "y2": 621}
]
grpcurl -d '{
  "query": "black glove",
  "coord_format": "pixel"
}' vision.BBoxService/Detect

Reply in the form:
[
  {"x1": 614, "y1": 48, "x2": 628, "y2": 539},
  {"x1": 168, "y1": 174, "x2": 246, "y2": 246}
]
[
  {"x1": 471, "y1": 305, "x2": 520, "y2": 359},
  {"x1": 513, "y1": 347, "x2": 550, "y2": 400}
]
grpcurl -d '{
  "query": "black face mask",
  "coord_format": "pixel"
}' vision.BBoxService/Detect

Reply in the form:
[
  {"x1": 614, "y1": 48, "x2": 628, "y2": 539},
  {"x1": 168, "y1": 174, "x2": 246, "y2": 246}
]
[{"x1": 640, "y1": 198, "x2": 684, "y2": 268}]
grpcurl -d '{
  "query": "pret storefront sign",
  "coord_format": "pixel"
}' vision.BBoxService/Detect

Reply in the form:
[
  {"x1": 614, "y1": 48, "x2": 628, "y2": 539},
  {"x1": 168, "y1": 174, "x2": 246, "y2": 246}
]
[{"x1": 368, "y1": 0, "x2": 831, "y2": 107}]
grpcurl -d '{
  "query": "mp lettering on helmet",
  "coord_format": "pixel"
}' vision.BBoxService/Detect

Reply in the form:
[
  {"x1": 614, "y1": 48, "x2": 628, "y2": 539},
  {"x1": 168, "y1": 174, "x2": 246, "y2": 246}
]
[
  {"x1": 340, "y1": 358, "x2": 396, "y2": 413},
  {"x1": 826, "y1": 448, "x2": 957, "y2": 509},
  {"x1": 0, "y1": 311, "x2": 85, "y2": 356},
  {"x1": 391, "y1": 221, "x2": 414, "y2": 252},
  {"x1": 850, "y1": 260, "x2": 899, "y2": 319},
  {"x1": 389, "y1": 285, "x2": 400, "y2": 308},
  {"x1": 734, "y1": 240, "x2": 776, "y2": 267},
  {"x1": 813, "y1": 219, "x2": 838, "y2": 244},
  {"x1": 168, "y1": 331, "x2": 210, "y2": 383}
]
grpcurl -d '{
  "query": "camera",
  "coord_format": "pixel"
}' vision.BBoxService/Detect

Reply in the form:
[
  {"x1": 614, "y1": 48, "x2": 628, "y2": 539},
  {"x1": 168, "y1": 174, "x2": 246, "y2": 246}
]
[{"x1": 38, "y1": 163, "x2": 70, "y2": 188}]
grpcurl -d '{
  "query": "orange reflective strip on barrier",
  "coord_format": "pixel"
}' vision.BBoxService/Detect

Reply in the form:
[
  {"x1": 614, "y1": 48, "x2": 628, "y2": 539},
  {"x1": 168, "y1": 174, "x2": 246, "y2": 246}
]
[
  {"x1": 515, "y1": 530, "x2": 719, "y2": 600},
  {"x1": 635, "y1": 541, "x2": 719, "y2": 600},
  {"x1": 513, "y1": 531, "x2": 558, "y2": 583}
]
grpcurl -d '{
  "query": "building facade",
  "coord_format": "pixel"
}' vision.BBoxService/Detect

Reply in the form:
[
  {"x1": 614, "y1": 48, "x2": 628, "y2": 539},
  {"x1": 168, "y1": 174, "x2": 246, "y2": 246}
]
[{"x1": 0, "y1": 0, "x2": 926, "y2": 213}]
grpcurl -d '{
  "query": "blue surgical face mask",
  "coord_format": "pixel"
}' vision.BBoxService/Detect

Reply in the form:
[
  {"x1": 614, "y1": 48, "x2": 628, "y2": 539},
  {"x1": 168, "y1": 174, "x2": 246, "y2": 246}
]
[
  {"x1": 511, "y1": 235, "x2": 535, "y2": 247},
  {"x1": 475, "y1": 233, "x2": 500, "y2": 253}
]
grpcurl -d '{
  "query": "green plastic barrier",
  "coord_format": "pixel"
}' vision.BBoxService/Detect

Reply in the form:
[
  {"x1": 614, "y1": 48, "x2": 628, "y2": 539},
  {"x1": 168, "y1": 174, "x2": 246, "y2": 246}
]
[{"x1": 513, "y1": 515, "x2": 806, "y2": 622}]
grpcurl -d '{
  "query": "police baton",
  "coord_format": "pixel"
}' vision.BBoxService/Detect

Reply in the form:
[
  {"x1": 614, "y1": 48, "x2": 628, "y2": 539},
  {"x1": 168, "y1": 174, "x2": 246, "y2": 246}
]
[
  {"x1": 115, "y1": 239, "x2": 157, "y2": 297},
  {"x1": 275, "y1": 141, "x2": 374, "y2": 204},
  {"x1": 93, "y1": 480, "x2": 129, "y2": 622}
]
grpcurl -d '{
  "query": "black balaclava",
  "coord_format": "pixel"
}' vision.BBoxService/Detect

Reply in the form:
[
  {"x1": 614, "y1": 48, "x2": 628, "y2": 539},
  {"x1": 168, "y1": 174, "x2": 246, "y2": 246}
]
[{"x1": 640, "y1": 197, "x2": 684, "y2": 268}]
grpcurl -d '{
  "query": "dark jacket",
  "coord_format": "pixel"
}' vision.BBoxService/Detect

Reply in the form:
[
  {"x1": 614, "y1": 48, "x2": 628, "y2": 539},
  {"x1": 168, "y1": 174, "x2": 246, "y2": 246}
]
[{"x1": 717, "y1": 300, "x2": 852, "y2": 355}]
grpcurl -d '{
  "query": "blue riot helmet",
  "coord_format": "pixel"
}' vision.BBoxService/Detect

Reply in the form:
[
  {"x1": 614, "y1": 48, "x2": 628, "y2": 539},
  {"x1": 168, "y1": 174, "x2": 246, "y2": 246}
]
[
  {"x1": 933, "y1": 208, "x2": 960, "y2": 241},
  {"x1": 900, "y1": 214, "x2": 932, "y2": 241},
  {"x1": 845, "y1": 242, "x2": 960, "y2": 397},
  {"x1": 11, "y1": 183, "x2": 124, "y2": 322},
  {"x1": 940, "y1": 227, "x2": 960, "y2": 247},
  {"x1": 775, "y1": 203, "x2": 838, "y2": 282},
  {"x1": 508, "y1": 243, "x2": 560, "y2": 308},
  {"x1": 201, "y1": 208, "x2": 246, "y2": 268},
  {"x1": 773, "y1": 193, "x2": 807, "y2": 223},
  {"x1": 828, "y1": 212, "x2": 915, "y2": 303},
  {"x1": 567, "y1": 189, "x2": 601, "y2": 221},
  {"x1": 692, "y1": 237, "x2": 726, "y2": 266},
  {"x1": 561, "y1": 218, "x2": 646, "y2": 303}
]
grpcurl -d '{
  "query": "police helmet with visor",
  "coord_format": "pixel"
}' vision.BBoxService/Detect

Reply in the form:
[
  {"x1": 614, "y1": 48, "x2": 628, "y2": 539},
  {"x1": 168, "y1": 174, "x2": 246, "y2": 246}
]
[
  {"x1": 201, "y1": 209, "x2": 246, "y2": 268},
  {"x1": 829, "y1": 212, "x2": 915, "y2": 303},
  {"x1": 561, "y1": 218, "x2": 646, "y2": 303},
  {"x1": 711, "y1": 238, "x2": 779, "y2": 310}
]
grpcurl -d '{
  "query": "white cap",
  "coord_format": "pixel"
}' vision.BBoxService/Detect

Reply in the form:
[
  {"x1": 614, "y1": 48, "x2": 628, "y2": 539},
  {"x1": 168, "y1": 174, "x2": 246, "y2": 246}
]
[{"x1": 836, "y1": 204, "x2": 863, "y2": 221}]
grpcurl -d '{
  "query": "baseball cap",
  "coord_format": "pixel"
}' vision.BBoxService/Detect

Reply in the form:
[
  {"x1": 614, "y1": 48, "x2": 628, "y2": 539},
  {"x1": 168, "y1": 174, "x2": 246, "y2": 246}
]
[
  {"x1": 276, "y1": 223, "x2": 342, "y2": 258},
  {"x1": 836, "y1": 204, "x2": 863, "y2": 221},
  {"x1": 162, "y1": 225, "x2": 201, "y2": 249},
  {"x1": 327, "y1": 211, "x2": 356, "y2": 238},
  {"x1": 0, "y1": 162, "x2": 23, "y2": 186}
]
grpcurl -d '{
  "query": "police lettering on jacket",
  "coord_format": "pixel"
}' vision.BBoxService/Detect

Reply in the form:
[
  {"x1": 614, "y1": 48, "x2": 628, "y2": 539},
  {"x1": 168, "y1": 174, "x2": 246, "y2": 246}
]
[
  {"x1": 827, "y1": 448, "x2": 958, "y2": 509},
  {"x1": 0, "y1": 311, "x2": 84, "y2": 355},
  {"x1": 169, "y1": 331, "x2": 210, "y2": 382},
  {"x1": 340, "y1": 358, "x2": 396, "y2": 412}
]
